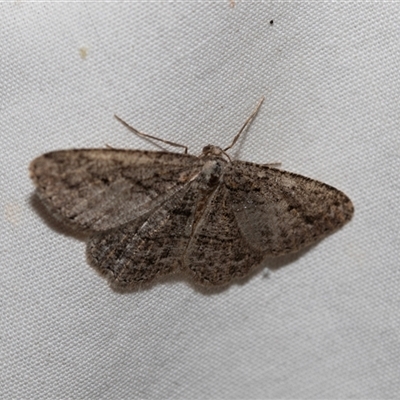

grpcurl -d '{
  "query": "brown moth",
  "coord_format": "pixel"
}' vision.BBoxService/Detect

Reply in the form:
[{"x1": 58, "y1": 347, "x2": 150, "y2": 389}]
[{"x1": 29, "y1": 99, "x2": 353, "y2": 288}]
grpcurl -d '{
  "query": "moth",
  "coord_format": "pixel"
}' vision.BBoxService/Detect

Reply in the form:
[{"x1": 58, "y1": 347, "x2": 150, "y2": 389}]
[{"x1": 30, "y1": 99, "x2": 353, "y2": 288}]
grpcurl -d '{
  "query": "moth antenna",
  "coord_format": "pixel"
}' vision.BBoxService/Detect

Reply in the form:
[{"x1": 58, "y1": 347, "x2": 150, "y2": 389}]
[
  {"x1": 224, "y1": 96, "x2": 265, "y2": 152},
  {"x1": 114, "y1": 114, "x2": 189, "y2": 154}
]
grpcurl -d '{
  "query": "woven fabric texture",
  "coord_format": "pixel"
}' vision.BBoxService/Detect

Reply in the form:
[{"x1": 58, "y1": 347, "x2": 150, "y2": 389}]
[{"x1": 1, "y1": 3, "x2": 399, "y2": 398}]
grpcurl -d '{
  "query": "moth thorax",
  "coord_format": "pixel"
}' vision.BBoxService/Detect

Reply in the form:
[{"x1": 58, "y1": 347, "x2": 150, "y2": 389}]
[{"x1": 200, "y1": 159, "x2": 224, "y2": 188}]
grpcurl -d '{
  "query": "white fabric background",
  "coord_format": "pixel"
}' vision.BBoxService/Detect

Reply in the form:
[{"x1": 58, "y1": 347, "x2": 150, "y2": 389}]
[{"x1": 1, "y1": 2, "x2": 399, "y2": 399}]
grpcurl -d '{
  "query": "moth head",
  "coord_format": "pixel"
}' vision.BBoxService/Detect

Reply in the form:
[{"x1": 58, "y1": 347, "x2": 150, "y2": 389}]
[{"x1": 201, "y1": 144, "x2": 232, "y2": 160}]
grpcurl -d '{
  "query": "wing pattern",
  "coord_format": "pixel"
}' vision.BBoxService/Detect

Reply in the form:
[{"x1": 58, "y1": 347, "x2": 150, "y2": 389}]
[
  {"x1": 31, "y1": 149, "x2": 353, "y2": 288},
  {"x1": 30, "y1": 149, "x2": 202, "y2": 231}
]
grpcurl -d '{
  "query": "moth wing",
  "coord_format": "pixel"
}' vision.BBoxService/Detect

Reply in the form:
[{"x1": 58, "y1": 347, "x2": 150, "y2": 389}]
[
  {"x1": 224, "y1": 161, "x2": 354, "y2": 255},
  {"x1": 30, "y1": 149, "x2": 203, "y2": 231},
  {"x1": 184, "y1": 184, "x2": 265, "y2": 286},
  {"x1": 184, "y1": 161, "x2": 353, "y2": 286},
  {"x1": 87, "y1": 176, "x2": 207, "y2": 287}
]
